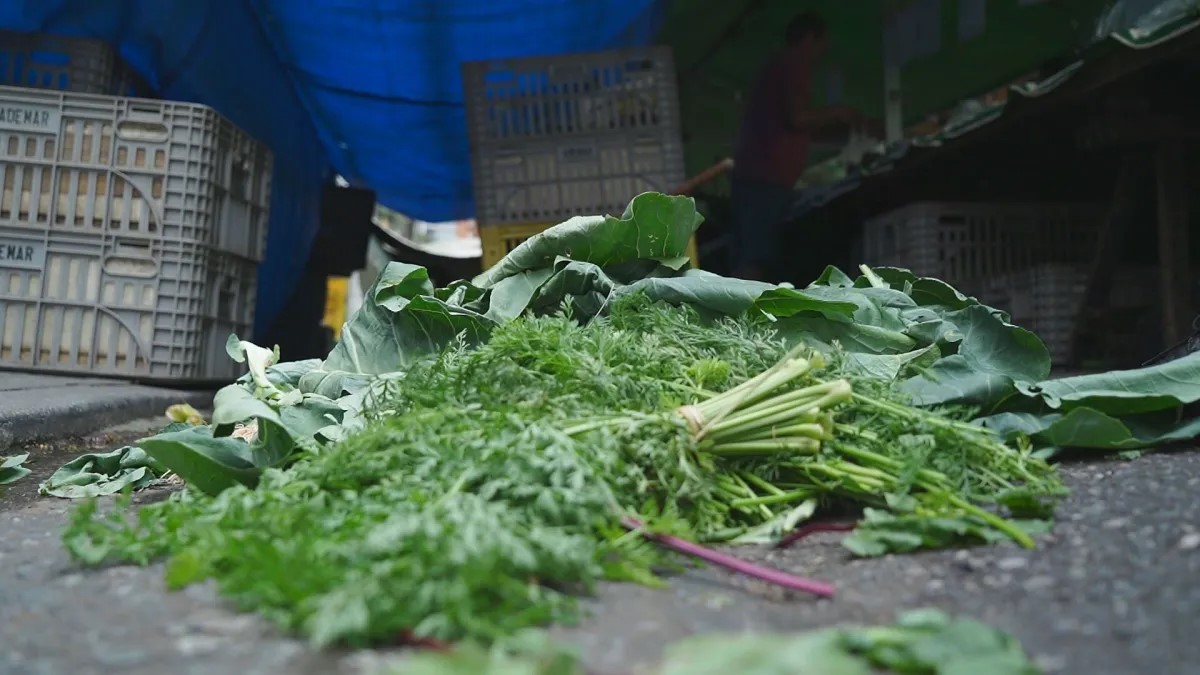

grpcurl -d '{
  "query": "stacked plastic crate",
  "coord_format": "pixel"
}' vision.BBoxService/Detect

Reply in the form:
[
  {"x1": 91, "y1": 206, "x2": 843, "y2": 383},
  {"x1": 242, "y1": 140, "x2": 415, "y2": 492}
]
[
  {"x1": 860, "y1": 201, "x2": 1151, "y2": 366},
  {"x1": 0, "y1": 31, "x2": 271, "y2": 382},
  {"x1": 462, "y1": 47, "x2": 692, "y2": 268}
]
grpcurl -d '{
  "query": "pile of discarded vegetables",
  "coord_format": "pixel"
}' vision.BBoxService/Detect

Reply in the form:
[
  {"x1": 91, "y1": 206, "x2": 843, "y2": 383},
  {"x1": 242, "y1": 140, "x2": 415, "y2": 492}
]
[{"x1": 61, "y1": 193, "x2": 1200, "y2": 653}]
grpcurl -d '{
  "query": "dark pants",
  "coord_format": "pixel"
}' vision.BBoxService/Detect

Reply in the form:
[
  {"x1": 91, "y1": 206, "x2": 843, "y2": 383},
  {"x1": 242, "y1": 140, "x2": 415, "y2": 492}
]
[{"x1": 728, "y1": 175, "x2": 794, "y2": 281}]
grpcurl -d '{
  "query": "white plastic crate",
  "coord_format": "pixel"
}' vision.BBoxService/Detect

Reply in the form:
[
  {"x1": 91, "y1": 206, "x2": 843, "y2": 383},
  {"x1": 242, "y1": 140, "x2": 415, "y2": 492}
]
[
  {"x1": 0, "y1": 31, "x2": 148, "y2": 96},
  {"x1": 978, "y1": 264, "x2": 1088, "y2": 365},
  {"x1": 463, "y1": 47, "x2": 685, "y2": 224},
  {"x1": 472, "y1": 132, "x2": 684, "y2": 224},
  {"x1": 463, "y1": 46, "x2": 681, "y2": 143},
  {"x1": 0, "y1": 86, "x2": 272, "y2": 261},
  {"x1": 0, "y1": 234, "x2": 255, "y2": 381},
  {"x1": 0, "y1": 86, "x2": 271, "y2": 382},
  {"x1": 862, "y1": 202, "x2": 1105, "y2": 287}
]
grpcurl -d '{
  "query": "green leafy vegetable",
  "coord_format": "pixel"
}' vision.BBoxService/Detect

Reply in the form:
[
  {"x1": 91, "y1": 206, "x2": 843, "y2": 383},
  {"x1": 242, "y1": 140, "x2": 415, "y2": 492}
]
[
  {"x1": 52, "y1": 191, "x2": 1200, "y2": 652},
  {"x1": 136, "y1": 427, "x2": 261, "y2": 496},
  {"x1": 63, "y1": 296, "x2": 1063, "y2": 645},
  {"x1": 398, "y1": 610, "x2": 1041, "y2": 675},
  {"x1": 1, "y1": 453, "x2": 31, "y2": 486},
  {"x1": 38, "y1": 446, "x2": 164, "y2": 499},
  {"x1": 472, "y1": 191, "x2": 702, "y2": 288}
]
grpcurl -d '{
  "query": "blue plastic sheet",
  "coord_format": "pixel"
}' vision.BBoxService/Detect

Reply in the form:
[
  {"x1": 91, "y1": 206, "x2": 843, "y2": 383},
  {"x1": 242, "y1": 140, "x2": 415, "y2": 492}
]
[
  {"x1": 249, "y1": 0, "x2": 666, "y2": 219},
  {"x1": 0, "y1": 0, "x2": 665, "y2": 335}
]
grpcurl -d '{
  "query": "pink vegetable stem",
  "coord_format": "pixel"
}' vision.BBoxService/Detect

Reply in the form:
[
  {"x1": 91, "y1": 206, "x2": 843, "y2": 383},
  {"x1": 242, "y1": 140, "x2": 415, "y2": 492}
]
[
  {"x1": 774, "y1": 522, "x2": 856, "y2": 549},
  {"x1": 621, "y1": 516, "x2": 835, "y2": 598}
]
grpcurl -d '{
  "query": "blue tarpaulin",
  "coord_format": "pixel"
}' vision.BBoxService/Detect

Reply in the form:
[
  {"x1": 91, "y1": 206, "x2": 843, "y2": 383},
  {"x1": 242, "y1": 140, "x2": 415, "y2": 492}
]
[{"x1": 0, "y1": 0, "x2": 666, "y2": 334}]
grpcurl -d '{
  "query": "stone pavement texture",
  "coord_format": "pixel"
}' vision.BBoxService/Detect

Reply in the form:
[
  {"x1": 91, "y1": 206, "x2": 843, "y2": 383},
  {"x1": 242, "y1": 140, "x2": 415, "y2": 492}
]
[
  {"x1": 1, "y1": 414, "x2": 1198, "y2": 675},
  {"x1": 0, "y1": 373, "x2": 211, "y2": 452}
]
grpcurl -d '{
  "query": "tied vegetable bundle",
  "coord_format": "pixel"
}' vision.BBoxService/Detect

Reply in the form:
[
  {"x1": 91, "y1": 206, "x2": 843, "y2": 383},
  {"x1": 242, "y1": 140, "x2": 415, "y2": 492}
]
[{"x1": 64, "y1": 298, "x2": 1063, "y2": 646}]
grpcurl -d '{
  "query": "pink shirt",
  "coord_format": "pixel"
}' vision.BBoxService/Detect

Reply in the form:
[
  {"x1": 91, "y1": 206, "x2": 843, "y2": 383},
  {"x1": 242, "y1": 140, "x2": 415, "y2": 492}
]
[{"x1": 733, "y1": 49, "x2": 814, "y2": 187}]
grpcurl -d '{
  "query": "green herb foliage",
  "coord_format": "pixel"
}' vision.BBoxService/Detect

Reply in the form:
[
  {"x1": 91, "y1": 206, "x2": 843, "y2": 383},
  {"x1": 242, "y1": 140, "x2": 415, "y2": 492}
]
[
  {"x1": 400, "y1": 609, "x2": 1041, "y2": 675},
  {"x1": 63, "y1": 296, "x2": 1062, "y2": 646}
]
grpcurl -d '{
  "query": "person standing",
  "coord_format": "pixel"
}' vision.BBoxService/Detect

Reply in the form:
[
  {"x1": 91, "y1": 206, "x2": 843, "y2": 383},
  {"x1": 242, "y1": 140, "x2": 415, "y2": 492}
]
[{"x1": 729, "y1": 11, "x2": 865, "y2": 281}]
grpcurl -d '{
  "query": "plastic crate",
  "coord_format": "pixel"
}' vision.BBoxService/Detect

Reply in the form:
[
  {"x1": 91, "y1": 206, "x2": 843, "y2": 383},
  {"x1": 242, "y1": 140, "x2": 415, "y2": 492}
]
[
  {"x1": 862, "y1": 202, "x2": 1105, "y2": 287},
  {"x1": 0, "y1": 31, "x2": 149, "y2": 96},
  {"x1": 479, "y1": 221, "x2": 698, "y2": 271},
  {"x1": 978, "y1": 264, "x2": 1088, "y2": 365},
  {"x1": 0, "y1": 87, "x2": 271, "y2": 382},
  {"x1": 0, "y1": 86, "x2": 272, "y2": 261},
  {"x1": 471, "y1": 133, "x2": 685, "y2": 225},
  {"x1": 462, "y1": 46, "x2": 682, "y2": 143},
  {"x1": 463, "y1": 47, "x2": 686, "y2": 225},
  {"x1": 0, "y1": 234, "x2": 255, "y2": 381}
]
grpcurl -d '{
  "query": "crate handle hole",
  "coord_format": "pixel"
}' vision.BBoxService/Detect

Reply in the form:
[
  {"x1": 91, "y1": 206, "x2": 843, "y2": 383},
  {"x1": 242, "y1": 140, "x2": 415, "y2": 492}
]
[
  {"x1": 116, "y1": 120, "x2": 168, "y2": 143},
  {"x1": 103, "y1": 255, "x2": 158, "y2": 279}
]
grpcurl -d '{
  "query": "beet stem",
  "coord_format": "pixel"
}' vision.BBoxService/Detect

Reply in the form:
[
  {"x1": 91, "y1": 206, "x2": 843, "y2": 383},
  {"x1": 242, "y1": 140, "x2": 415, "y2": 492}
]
[
  {"x1": 774, "y1": 522, "x2": 857, "y2": 550},
  {"x1": 622, "y1": 516, "x2": 835, "y2": 598}
]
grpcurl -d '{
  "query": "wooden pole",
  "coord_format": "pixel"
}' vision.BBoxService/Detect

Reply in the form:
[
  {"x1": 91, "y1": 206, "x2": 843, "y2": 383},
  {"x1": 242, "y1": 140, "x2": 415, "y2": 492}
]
[
  {"x1": 1156, "y1": 143, "x2": 1192, "y2": 345},
  {"x1": 1070, "y1": 162, "x2": 1141, "y2": 362}
]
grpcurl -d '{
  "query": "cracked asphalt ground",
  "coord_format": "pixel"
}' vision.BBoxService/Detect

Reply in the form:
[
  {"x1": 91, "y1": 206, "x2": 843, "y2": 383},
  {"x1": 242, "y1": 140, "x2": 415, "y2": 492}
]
[{"x1": 2, "y1": 422, "x2": 1198, "y2": 675}]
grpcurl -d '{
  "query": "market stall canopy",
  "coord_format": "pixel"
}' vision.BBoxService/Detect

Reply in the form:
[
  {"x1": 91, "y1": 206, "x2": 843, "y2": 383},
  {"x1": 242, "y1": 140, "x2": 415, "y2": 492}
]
[{"x1": 0, "y1": 0, "x2": 666, "y2": 220}]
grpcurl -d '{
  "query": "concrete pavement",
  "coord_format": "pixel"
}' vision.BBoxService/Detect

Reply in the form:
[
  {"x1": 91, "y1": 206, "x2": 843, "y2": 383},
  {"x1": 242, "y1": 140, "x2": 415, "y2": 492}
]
[
  {"x1": 1, "y1": 413, "x2": 1198, "y2": 674},
  {"x1": 0, "y1": 373, "x2": 211, "y2": 452}
]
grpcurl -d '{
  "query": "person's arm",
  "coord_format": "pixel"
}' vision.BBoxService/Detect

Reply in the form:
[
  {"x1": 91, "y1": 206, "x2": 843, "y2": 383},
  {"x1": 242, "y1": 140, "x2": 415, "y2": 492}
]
[
  {"x1": 787, "y1": 104, "x2": 861, "y2": 133},
  {"x1": 785, "y1": 86, "x2": 860, "y2": 132}
]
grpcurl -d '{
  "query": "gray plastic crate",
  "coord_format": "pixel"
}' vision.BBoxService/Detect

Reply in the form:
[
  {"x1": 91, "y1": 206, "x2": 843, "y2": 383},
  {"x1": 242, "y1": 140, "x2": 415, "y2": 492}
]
[
  {"x1": 463, "y1": 47, "x2": 685, "y2": 224},
  {"x1": 0, "y1": 234, "x2": 255, "y2": 381},
  {"x1": 463, "y1": 46, "x2": 682, "y2": 143},
  {"x1": 0, "y1": 86, "x2": 271, "y2": 382},
  {"x1": 0, "y1": 86, "x2": 272, "y2": 261},
  {"x1": 471, "y1": 132, "x2": 685, "y2": 224},
  {"x1": 863, "y1": 202, "x2": 1105, "y2": 288},
  {"x1": 978, "y1": 264, "x2": 1088, "y2": 365},
  {"x1": 0, "y1": 31, "x2": 149, "y2": 96}
]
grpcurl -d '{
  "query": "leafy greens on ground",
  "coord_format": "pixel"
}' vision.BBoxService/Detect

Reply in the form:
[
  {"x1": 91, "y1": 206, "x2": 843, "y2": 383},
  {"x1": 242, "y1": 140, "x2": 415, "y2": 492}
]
[
  {"x1": 1, "y1": 453, "x2": 31, "y2": 487},
  {"x1": 399, "y1": 609, "x2": 1041, "y2": 675},
  {"x1": 55, "y1": 191, "x2": 1200, "y2": 649}
]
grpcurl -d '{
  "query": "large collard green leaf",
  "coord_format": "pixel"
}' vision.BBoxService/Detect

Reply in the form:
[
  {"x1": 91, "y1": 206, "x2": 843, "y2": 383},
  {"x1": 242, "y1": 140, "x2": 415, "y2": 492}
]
[
  {"x1": 799, "y1": 285, "x2": 915, "y2": 331},
  {"x1": 484, "y1": 268, "x2": 556, "y2": 321},
  {"x1": 527, "y1": 259, "x2": 618, "y2": 318},
  {"x1": 240, "y1": 359, "x2": 323, "y2": 389},
  {"x1": 813, "y1": 265, "x2": 856, "y2": 287},
  {"x1": 619, "y1": 270, "x2": 774, "y2": 316},
  {"x1": 842, "y1": 345, "x2": 940, "y2": 381},
  {"x1": 901, "y1": 305, "x2": 1051, "y2": 409},
  {"x1": 980, "y1": 407, "x2": 1200, "y2": 452},
  {"x1": 38, "y1": 447, "x2": 165, "y2": 498},
  {"x1": 776, "y1": 315, "x2": 918, "y2": 354},
  {"x1": 615, "y1": 270, "x2": 857, "y2": 320},
  {"x1": 473, "y1": 192, "x2": 702, "y2": 288},
  {"x1": 1015, "y1": 351, "x2": 1200, "y2": 415},
  {"x1": 137, "y1": 427, "x2": 261, "y2": 496},
  {"x1": 974, "y1": 352, "x2": 1200, "y2": 452},
  {"x1": 804, "y1": 268, "x2": 1033, "y2": 389},
  {"x1": 210, "y1": 385, "x2": 333, "y2": 464},
  {"x1": 871, "y1": 266, "x2": 1000, "y2": 313},
  {"x1": 1, "y1": 453, "x2": 32, "y2": 486},
  {"x1": 134, "y1": 382, "x2": 347, "y2": 496},
  {"x1": 300, "y1": 262, "x2": 494, "y2": 398}
]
